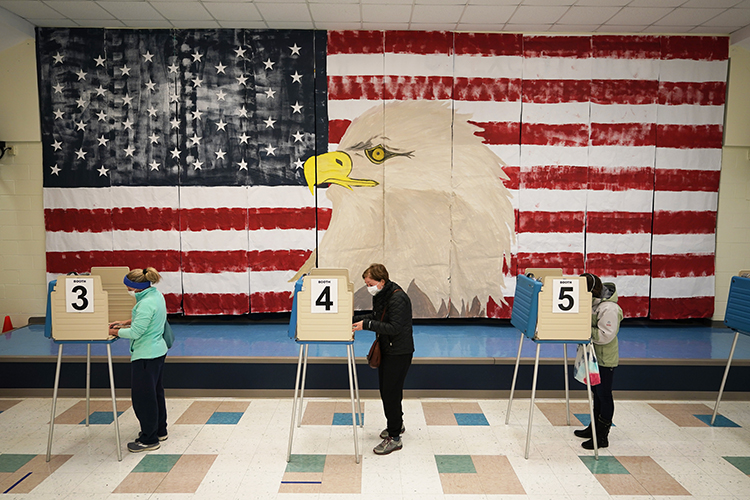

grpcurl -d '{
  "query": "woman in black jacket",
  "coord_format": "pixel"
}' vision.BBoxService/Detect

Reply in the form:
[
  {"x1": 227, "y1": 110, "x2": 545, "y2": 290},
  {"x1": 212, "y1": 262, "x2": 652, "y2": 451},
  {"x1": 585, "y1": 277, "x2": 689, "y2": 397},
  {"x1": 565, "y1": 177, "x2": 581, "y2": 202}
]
[{"x1": 353, "y1": 263, "x2": 414, "y2": 455}]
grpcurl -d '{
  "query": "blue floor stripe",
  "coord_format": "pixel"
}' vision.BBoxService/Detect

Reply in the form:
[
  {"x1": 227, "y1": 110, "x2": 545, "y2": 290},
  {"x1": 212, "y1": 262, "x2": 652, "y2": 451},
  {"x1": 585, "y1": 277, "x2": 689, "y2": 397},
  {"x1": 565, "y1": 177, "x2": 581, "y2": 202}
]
[{"x1": 3, "y1": 471, "x2": 32, "y2": 494}]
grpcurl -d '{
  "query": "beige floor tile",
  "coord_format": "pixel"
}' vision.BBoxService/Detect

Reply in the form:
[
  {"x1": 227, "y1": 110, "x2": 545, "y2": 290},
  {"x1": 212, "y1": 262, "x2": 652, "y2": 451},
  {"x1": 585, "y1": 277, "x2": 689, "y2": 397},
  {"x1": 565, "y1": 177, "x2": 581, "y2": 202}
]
[
  {"x1": 113, "y1": 472, "x2": 167, "y2": 493},
  {"x1": 175, "y1": 401, "x2": 221, "y2": 424},
  {"x1": 216, "y1": 401, "x2": 249, "y2": 413},
  {"x1": 155, "y1": 454, "x2": 218, "y2": 493},
  {"x1": 479, "y1": 472, "x2": 526, "y2": 494},
  {"x1": 596, "y1": 473, "x2": 650, "y2": 495},
  {"x1": 439, "y1": 472, "x2": 484, "y2": 494},
  {"x1": 636, "y1": 473, "x2": 690, "y2": 495}
]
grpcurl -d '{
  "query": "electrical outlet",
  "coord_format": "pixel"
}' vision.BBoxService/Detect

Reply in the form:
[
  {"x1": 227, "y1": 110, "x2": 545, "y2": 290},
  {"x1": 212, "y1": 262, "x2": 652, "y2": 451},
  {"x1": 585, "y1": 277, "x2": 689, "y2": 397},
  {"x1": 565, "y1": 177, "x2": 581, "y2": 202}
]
[{"x1": 8, "y1": 145, "x2": 17, "y2": 156}]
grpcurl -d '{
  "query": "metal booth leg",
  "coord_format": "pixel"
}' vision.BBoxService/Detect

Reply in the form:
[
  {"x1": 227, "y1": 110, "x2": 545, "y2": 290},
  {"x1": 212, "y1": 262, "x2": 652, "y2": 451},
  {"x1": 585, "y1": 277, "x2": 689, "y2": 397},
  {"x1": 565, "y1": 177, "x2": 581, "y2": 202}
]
[
  {"x1": 563, "y1": 343, "x2": 570, "y2": 426},
  {"x1": 584, "y1": 343, "x2": 598, "y2": 459},
  {"x1": 525, "y1": 342, "x2": 541, "y2": 459},
  {"x1": 85, "y1": 344, "x2": 91, "y2": 427},
  {"x1": 46, "y1": 344, "x2": 63, "y2": 462},
  {"x1": 351, "y1": 345, "x2": 363, "y2": 428},
  {"x1": 506, "y1": 332, "x2": 525, "y2": 425},
  {"x1": 287, "y1": 344, "x2": 305, "y2": 462},
  {"x1": 346, "y1": 344, "x2": 361, "y2": 463},
  {"x1": 106, "y1": 344, "x2": 122, "y2": 461},
  {"x1": 712, "y1": 330, "x2": 740, "y2": 425},
  {"x1": 297, "y1": 344, "x2": 309, "y2": 428}
]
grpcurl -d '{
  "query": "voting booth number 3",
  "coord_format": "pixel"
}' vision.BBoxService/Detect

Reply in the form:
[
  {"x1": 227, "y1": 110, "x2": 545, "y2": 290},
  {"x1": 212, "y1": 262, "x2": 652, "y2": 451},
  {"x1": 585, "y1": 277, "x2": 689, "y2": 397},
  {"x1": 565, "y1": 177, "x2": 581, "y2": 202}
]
[
  {"x1": 310, "y1": 278, "x2": 338, "y2": 314},
  {"x1": 65, "y1": 277, "x2": 96, "y2": 313},
  {"x1": 552, "y1": 279, "x2": 580, "y2": 314}
]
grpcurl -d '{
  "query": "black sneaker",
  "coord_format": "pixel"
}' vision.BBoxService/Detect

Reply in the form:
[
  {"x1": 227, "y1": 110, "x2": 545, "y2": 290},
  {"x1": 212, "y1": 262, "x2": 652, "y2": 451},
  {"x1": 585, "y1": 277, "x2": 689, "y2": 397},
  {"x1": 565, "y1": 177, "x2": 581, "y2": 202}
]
[
  {"x1": 127, "y1": 440, "x2": 160, "y2": 453},
  {"x1": 137, "y1": 431, "x2": 168, "y2": 443},
  {"x1": 373, "y1": 436, "x2": 402, "y2": 455},
  {"x1": 379, "y1": 424, "x2": 406, "y2": 439}
]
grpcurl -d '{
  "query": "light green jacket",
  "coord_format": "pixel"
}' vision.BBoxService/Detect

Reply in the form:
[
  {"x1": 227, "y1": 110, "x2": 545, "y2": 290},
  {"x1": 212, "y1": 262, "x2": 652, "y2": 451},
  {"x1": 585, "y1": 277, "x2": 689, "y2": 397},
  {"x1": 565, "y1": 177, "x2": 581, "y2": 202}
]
[
  {"x1": 591, "y1": 282, "x2": 622, "y2": 368},
  {"x1": 117, "y1": 286, "x2": 168, "y2": 361}
]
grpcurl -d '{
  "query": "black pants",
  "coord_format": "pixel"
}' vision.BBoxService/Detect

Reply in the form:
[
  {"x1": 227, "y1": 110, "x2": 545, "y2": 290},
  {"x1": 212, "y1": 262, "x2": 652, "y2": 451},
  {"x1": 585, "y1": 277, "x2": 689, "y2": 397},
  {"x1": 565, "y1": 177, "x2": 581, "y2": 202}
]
[
  {"x1": 131, "y1": 355, "x2": 167, "y2": 445},
  {"x1": 593, "y1": 365, "x2": 615, "y2": 423},
  {"x1": 378, "y1": 353, "x2": 412, "y2": 438}
]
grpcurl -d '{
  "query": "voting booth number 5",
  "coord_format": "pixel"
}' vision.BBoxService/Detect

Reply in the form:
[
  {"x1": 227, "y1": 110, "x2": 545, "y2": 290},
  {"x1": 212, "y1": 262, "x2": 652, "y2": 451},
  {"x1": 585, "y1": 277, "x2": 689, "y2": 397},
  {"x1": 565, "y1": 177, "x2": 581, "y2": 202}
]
[
  {"x1": 552, "y1": 279, "x2": 579, "y2": 314},
  {"x1": 65, "y1": 277, "x2": 96, "y2": 313}
]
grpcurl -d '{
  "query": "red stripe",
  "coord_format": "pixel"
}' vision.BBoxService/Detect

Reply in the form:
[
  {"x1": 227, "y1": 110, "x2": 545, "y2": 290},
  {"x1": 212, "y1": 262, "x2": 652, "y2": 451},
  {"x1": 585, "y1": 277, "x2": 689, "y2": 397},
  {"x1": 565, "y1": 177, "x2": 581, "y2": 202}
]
[
  {"x1": 251, "y1": 291, "x2": 293, "y2": 313},
  {"x1": 518, "y1": 211, "x2": 584, "y2": 233},
  {"x1": 113, "y1": 207, "x2": 179, "y2": 231},
  {"x1": 385, "y1": 30, "x2": 453, "y2": 55},
  {"x1": 521, "y1": 166, "x2": 587, "y2": 190},
  {"x1": 523, "y1": 79, "x2": 590, "y2": 103},
  {"x1": 45, "y1": 209, "x2": 112, "y2": 233},
  {"x1": 470, "y1": 121, "x2": 521, "y2": 145},
  {"x1": 454, "y1": 77, "x2": 521, "y2": 102},
  {"x1": 659, "y1": 81, "x2": 727, "y2": 106},
  {"x1": 183, "y1": 251, "x2": 247, "y2": 273},
  {"x1": 656, "y1": 124, "x2": 723, "y2": 149},
  {"x1": 650, "y1": 296, "x2": 713, "y2": 319},
  {"x1": 588, "y1": 167, "x2": 653, "y2": 192},
  {"x1": 46, "y1": 250, "x2": 181, "y2": 274},
  {"x1": 517, "y1": 253, "x2": 584, "y2": 275},
  {"x1": 652, "y1": 211, "x2": 716, "y2": 235},
  {"x1": 502, "y1": 166, "x2": 519, "y2": 190},
  {"x1": 329, "y1": 119, "x2": 351, "y2": 144},
  {"x1": 591, "y1": 79, "x2": 659, "y2": 105},
  {"x1": 618, "y1": 296, "x2": 649, "y2": 318},
  {"x1": 181, "y1": 208, "x2": 245, "y2": 231},
  {"x1": 164, "y1": 293, "x2": 182, "y2": 315},
  {"x1": 455, "y1": 32, "x2": 522, "y2": 57},
  {"x1": 521, "y1": 123, "x2": 589, "y2": 147},
  {"x1": 249, "y1": 249, "x2": 312, "y2": 272},
  {"x1": 327, "y1": 31, "x2": 383, "y2": 55},
  {"x1": 328, "y1": 75, "x2": 384, "y2": 100},
  {"x1": 592, "y1": 35, "x2": 661, "y2": 59},
  {"x1": 660, "y1": 36, "x2": 729, "y2": 61},
  {"x1": 249, "y1": 208, "x2": 331, "y2": 231},
  {"x1": 523, "y1": 35, "x2": 592, "y2": 58},
  {"x1": 652, "y1": 254, "x2": 715, "y2": 278},
  {"x1": 655, "y1": 169, "x2": 720, "y2": 192},
  {"x1": 587, "y1": 212, "x2": 652, "y2": 234},
  {"x1": 183, "y1": 293, "x2": 249, "y2": 315},
  {"x1": 486, "y1": 296, "x2": 512, "y2": 319},
  {"x1": 591, "y1": 122, "x2": 656, "y2": 147},
  {"x1": 383, "y1": 75, "x2": 453, "y2": 100},
  {"x1": 585, "y1": 253, "x2": 651, "y2": 275}
]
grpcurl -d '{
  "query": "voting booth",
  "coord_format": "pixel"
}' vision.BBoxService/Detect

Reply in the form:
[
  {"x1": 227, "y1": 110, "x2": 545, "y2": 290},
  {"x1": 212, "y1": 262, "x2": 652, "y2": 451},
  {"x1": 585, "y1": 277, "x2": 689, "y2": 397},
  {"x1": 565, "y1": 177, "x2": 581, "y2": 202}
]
[
  {"x1": 287, "y1": 269, "x2": 362, "y2": 463},
  {"x1": 507, "y1": 271, "x2": 599, "y2": 459},
  {"x1": 45, "y1": 270, "x2": 128, "y2": 462},
  {"x1": 711, "y1": 273, "x2": 750, "y2": 424}
]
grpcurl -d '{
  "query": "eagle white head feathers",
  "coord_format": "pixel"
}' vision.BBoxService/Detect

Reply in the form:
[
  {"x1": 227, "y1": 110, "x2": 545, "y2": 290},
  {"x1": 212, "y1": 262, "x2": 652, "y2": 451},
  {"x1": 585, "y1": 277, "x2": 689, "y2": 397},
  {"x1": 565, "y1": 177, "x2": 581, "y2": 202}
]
[{"x1": 300, "y1": 100, "x2": 514, "y2": 318}]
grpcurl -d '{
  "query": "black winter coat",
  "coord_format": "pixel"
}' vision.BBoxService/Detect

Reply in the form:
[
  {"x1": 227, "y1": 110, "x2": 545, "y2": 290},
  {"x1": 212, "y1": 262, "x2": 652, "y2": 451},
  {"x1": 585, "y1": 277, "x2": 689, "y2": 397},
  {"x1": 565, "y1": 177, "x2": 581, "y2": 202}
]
[{"x1": 354, "y1": 280, "x2": 414, "y2": 356}]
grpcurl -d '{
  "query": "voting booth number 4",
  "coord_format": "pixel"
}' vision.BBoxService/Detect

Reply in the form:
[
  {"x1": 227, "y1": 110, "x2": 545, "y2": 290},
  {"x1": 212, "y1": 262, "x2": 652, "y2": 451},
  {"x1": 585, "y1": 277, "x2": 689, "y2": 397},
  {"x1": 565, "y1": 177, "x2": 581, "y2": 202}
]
[
  {"x1": 65, "y1": 277, "x2": 96, "y2": 313},
  {"x1": 552, "y1": 279, "x2": 580, "y2": 314},
  {"x1": 310, "y1": 278, "x2": 338, "y2": 314}
]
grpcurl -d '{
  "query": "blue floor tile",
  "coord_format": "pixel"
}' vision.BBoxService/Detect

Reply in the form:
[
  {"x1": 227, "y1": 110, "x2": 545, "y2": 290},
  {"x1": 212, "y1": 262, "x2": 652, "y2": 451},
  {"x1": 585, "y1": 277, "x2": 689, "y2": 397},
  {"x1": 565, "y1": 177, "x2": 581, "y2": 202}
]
[
  {"x1": 332, "y1": 412, "x2": 364, "y2": 425},
  {"x1": 454, "y1": 413, "x2": 489, "y2": 426},
  {"x1": 574, "y1": 413, "x2": 615, "y2": 427},
  {"x1": 206, "y1": 411, "x2": 244, "y2": 425},
  {"x1": 79, "y1": 411, "x2": 124, "y2": 425},
  {"x1": 694, "y1": 414, "x2": 741, "y2": 427}
]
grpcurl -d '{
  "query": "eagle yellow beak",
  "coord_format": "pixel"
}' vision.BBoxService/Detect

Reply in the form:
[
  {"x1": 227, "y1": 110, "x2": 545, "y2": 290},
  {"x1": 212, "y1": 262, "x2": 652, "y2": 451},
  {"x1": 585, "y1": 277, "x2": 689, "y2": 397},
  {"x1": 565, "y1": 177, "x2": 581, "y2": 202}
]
[{"x1": 303, "y1": 151, "x2": 378, "y2": 195}]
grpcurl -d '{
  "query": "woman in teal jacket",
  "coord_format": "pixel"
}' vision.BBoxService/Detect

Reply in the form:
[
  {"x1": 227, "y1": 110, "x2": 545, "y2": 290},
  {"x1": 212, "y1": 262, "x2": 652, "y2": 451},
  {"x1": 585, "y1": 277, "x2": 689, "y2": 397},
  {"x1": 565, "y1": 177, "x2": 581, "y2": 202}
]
[{"x1": 109, "y1": 267, "x2": 168, "y2": 453}]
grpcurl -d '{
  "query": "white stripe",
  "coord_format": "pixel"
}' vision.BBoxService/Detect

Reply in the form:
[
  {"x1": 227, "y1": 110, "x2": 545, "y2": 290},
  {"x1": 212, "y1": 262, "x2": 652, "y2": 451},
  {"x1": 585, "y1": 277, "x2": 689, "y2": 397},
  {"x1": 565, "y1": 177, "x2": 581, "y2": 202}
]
[
  {"x1": 655, "y1": 148, "x2": 722, "y2": 171},
  {"x1": 248, "y1": 185, "x2": 332, "y2": 209},
  {"x1": 588, "y1": 146, "x2": 655, "y2": 168},
  {"x1": 590, "y1": 103, "x2": 657, "y2": 124},
  {"x1": 653, "y1": 191, "x2": 718, "y2": 212},
  {"x1": 587, "y1": 190, "x2": 654, "y2": 212},
  {"x1": 454, "y1": 100, "x2": 521, "y2": 122},
  {"x1": 651, "y1": 275, "x2": 715, "y2": 298},
  {"x1": 44, "y1": 187, "x2": 113, "y2": 210},
  {"x1": 657, "y1": 104, "x2": 725, "y2": 126},
  {"x1": 328, "y1": 53, "x2": 384, "y2": 77},
  {"x1": 454, "y1": 54, "x2": 523, "y2": 78},
  {"x1": 652, "y1": 233, "x2": 715, "y2": 255},
  {"x1": 520, "y1": 146, "x2": 589, "y2": 168},
  {"x1": 328, "y1": 100, "x2": 383, "y2": 121},
  {"x1": 516, "y1": 232, "x2": 584, "y2": 253},
  {"x1": 660, "y1": 59, "x2": 728, "y2": 84},
  {"x1": 179, "y1": 186, "x2": 248, "y2": 208},
  {"x1": 250, "y1": 270, "x2": 298, "y2": 293},
  {"x1": 46, "y1": 231, "x2": 112, "y2": 252},
  {"x1": 591, "y1": 58, "x2": 659, "y2": 81},
  {"x1": 500, "y1": 277, "x2": 516, "y2": 298},
  {"x1": 522, "y1": 102, "x2": 590, "y2": 125},
  {"x1": 183, "y1": 272, "x2": 249, "y2": 294},
  {"x1": 111, "y1": 186, "x2": 179, "y2": 209},
  {"x1": 247, "y1": 229, "x2": 318, "y2": 252},
  {"x1": 518, "y1": 189, "x2": 586, "y2": 212},
  {"x1": 384, "y1": 53, "x2": 453, "y2": 76},
  {"x1": 587, "y1": 233, "x2": 651, "y2": 254},
  {"x1": 181, "y1": 230, "x2": 248, "y2": 252},
  {"x1": 112, "y1": 230, "x2": 180, "y2": 251},
  {"x1": 523, "y1": 57, "x2": 591, "y2": 80},
  {"x1": 507, "y1": 188, "x2": 519, "y2": 210},
  {"x1": 155, "y1": 272, "x2": 182, "y2": 295},
  {"x1": 490, "y1": 145, "x2": 521, "y2": 168},
  {"x1": 599, "y1": 275, "x2": 650, "y2": 297}
]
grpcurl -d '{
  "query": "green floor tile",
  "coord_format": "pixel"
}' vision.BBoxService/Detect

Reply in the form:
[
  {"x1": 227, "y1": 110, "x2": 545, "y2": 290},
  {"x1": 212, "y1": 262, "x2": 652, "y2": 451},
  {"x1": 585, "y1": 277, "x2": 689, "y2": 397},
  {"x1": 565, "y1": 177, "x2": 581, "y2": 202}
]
[
  {"x1": 132, "y1": 454, "x2": 182, "y2": 473},
  {"x1": 0, "y1": 454, "x2": 36, "y2": 473},
  {"x1": 286, "y1": 454, "x2": 326, "y2": 473},
  {"x1": 579, "y1": 455, "x2": 629, "y2": 474},
  {"x1": 435, "y1": 455, "x2": 476, "y2": 474},
  {"x1": 723, "y1": 456, "x2": 750, "y2": 475}
]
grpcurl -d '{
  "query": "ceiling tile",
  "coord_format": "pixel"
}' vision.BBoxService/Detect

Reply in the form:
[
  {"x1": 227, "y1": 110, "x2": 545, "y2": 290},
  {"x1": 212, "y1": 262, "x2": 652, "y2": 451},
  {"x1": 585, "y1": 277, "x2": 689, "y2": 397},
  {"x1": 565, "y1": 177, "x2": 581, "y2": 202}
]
[
  {"x1": 150, "y1": 1, "x2": 212, "y2": 20},
  {"x1": 461, "y1": 5, "x2": 516, "y2": 24},
  {"x1": 217, "y1": 20, "x2": 268, "y2": 28},
  {"x1": 467, "y1": 0, "x2": 517, "y2": 4},
  {"x1": 691, "y1": 25, "x2": 737, "y2": 33},
  {"x1": 411, "y1": 4, "x2": 465, "y2": 23},
  {"x1": 414, "y1": 0, "x2": 470, "y2": 4},
  {"x1": 76, "y1": 18, "x2": 124, "y2": 26},
  {"x1": 508, "y1": 5, "x2": 569, "y2": 24},
  {"x1": 504, "y1": 23, "x2": 554, "y2": 31},
  {"x1": 315, "y1": 21, "x2": 363, "y2": 28},
  {"x1": 703, "y1": 8, "x2": 750, "y2": 25},
  {"x1": 309, "y1": 3, "x2": 361, "y2": 22},
  {"x1": 521, "y1": 0, "x2": 575, "y2": 5},
  {"x1": 683, "y1": 0, "x2": 743, "y2": 7},
  {"x1": 556, "y1": 6, "x2": 619, "y2": 24},
  {"x1": 202, "y1": 2, "x2": 263, "y2": 21},
  {"x1": 121, "y1": 19, "x2": 174, "y2": 27},
  {"x1": 96, "y1": 1, "x2": 165, "y2": 20},
  {"x1": 627, "y1": 0, "x2": 682, "y2": 6},
  {"x1": 29, "y1": 17, "x2": 78, "y2": 26},
  {"x1": 362, "y1": 21, "x2": 410, "y2": 29},
  {"x1": 361, "y1": 3, "x2": 412, "y2": 23},
  {"x1": 595, "y1": 24, "x2": 644, "y2": 32},
  {"x1": 0, "y1": 1, "x2": 64, "y2": 18},
  {"x1": 605, "y1": 6, "x2": 673, "y2": 25},
  {"x1": 170, "y1": 19, "x2": 220, "y2": 27},
  {"x1": 42, "y1": 1, "x2": 115, "y2": 20},
  {"x1": 653, "y1": 8, "x2": 725, "y2": 26},
  {"x1": 363, "y1": 0, "x2": 416, "y2": 4},
  {"x1": 456, "y1": 22, "x2": 511, "y2": 30},
  {"x1": 265, "y1": 20, "x2": 315, "y2": 28},
  {"x1": 409, "y1": 22, "x2": 460, "y2": 30},
  {"x1": 549, "y1": 23, "x2": 602, "y2": 31},
  {"x1": 255, "y1": 2, "x2": 313, "y2": 22},
  {"x1": 574, "y1": 0, "x2": 629, "y2": 6}
]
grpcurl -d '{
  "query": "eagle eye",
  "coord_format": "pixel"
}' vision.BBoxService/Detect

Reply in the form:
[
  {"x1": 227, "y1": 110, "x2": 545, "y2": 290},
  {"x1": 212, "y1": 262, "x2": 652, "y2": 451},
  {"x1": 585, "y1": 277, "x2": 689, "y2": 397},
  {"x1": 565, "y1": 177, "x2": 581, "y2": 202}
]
[{"x1": 365, "y1": 145, "x2": 391, "y2": 164}]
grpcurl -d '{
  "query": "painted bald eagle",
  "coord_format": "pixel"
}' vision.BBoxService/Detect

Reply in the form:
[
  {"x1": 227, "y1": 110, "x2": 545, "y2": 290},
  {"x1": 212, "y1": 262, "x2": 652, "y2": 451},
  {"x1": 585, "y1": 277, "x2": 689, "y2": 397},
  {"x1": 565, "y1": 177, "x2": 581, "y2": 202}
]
[{"x1": 297, "y1": 100, "x2": 514, "y2": 318}]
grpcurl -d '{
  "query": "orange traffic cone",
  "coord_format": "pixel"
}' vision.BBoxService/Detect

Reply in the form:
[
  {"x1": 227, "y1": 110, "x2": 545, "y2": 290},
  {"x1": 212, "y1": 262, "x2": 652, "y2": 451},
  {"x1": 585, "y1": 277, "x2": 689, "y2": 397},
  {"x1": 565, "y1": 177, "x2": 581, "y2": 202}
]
[{"x1": 2, "y1": 316, "x2": 12, "y2": 333}]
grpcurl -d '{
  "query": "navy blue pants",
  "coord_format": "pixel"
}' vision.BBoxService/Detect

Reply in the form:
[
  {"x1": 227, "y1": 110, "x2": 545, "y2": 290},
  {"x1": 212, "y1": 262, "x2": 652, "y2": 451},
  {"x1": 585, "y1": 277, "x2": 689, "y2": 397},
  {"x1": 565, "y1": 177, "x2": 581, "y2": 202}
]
[
  {"x1": 593, "y1": 366, "x2": 615, "y2": 423},
  {"x1": 378, "y1": 353, "x2": 412, "y2": 438},
  {"x1": 131, "y1": 355, "x2": 167, "y2": 445}
]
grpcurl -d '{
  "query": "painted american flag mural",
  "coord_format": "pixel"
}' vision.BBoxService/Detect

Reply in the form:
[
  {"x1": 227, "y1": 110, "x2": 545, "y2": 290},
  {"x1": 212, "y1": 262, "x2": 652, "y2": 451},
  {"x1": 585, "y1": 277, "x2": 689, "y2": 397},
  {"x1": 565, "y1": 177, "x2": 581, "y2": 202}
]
[{"x1": 38, "y1": 28, "x2": 728, "y2": 319}]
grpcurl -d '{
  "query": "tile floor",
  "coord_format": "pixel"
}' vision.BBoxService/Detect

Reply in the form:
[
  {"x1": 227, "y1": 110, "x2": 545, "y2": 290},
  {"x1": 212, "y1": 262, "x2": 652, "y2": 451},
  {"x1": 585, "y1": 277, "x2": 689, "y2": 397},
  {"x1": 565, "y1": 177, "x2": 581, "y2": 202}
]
[{"x1": 1, "y1": 396, "x2": 749, "y2": 499}]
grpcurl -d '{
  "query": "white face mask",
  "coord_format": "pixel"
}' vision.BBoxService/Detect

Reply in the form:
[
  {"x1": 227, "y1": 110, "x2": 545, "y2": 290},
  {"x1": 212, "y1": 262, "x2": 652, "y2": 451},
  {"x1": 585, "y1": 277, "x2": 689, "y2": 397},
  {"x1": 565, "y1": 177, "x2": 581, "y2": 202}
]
[
  {"x1": 367, "y1": 285, "x2": 380, "y2": 296},
  {"x1": 127, "y1": 290, "x2": 136, "y2": 298}
]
